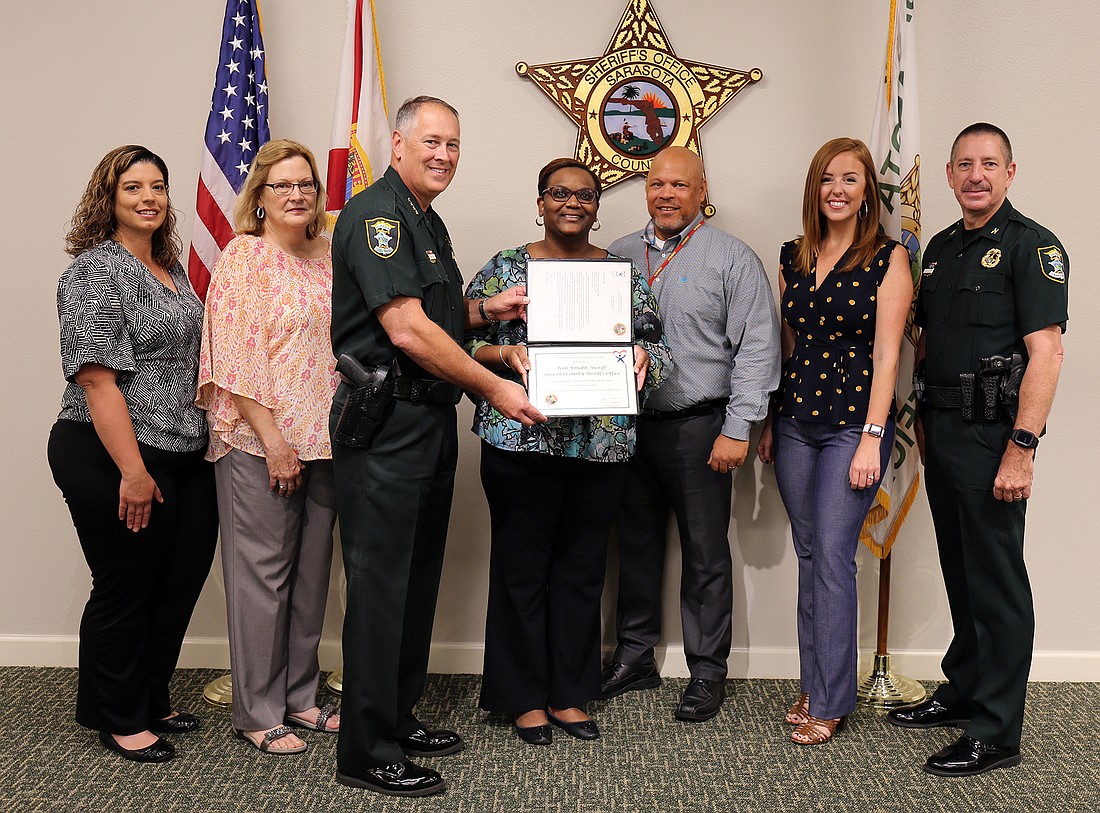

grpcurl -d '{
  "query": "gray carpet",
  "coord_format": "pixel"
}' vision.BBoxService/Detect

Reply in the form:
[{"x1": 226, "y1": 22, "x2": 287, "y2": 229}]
[{"x1": 1, "y1": 668, "x2": 1096, "y2": 812}]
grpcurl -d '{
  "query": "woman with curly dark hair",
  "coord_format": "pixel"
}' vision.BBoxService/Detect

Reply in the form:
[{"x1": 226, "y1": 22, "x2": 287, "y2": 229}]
[{"x1": 47, "y1": 145, "x2": 218, "y2": 763}]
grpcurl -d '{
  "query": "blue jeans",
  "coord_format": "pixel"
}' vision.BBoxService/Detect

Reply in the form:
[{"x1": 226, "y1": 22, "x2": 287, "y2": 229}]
[{"x1": 773, "y1": 417, "x2": 894, "y2": 719}]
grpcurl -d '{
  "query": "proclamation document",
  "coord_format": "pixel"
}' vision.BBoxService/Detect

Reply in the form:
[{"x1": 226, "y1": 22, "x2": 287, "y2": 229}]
[
  {"x1": 527, "y1": 345, "x2": 639, "y2": 417},
  {"x1": 526, "y1": 258, "x2": 633, "y2": 343}
]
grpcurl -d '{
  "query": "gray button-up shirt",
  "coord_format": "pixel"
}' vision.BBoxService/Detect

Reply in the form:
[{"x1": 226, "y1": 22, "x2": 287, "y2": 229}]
[{"x1": 609, "y1": 213, "x2": 780, "y2": 440}]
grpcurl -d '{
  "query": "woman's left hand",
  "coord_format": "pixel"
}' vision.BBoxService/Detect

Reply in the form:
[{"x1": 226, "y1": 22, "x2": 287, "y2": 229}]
[
  {"x1": 849, "y1": 435, "x2": 882, "y2": 490},
  {"x1": 266, "y1": 442, "x2": 303, "y2": 498},
  {"x1": 633, "y1": 345, "x2": 650, "y2": 391}
]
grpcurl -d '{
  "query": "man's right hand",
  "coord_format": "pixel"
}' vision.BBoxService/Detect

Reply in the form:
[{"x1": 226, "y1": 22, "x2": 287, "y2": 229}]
[{"x1": 489, "y1": 379, "x2": 546, "y2": 426}]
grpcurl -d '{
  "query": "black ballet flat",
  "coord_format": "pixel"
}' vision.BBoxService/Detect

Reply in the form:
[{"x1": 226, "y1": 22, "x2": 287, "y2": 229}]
[
  {"x1": 98, "y1": 731, "x2": 176, "y2": 763},
  {"x1": 149, "y1": 710, "x2": 201, "y2": 734},
  {"x1": 513, "y1": 721, "x2": 553, "y2": 745}
]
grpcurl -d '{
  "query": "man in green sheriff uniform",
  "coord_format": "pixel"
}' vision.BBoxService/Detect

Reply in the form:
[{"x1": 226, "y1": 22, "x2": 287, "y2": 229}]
[
  {"x1": 887, "y1": 123, "x2": 1068, "y2": 777},
  {"x1": 329, "y1": 96, "x2": 544, "y2": 797}
]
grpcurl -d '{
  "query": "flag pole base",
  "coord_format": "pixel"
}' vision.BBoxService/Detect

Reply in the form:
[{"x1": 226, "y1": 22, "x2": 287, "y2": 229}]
[
  {"x1": 202, "y1": 673, "x2": 233, "y2": 709},
  {"x1": 856, "y1": 653, "x2": 926, "y2": 710},
  {"x1": 325, "y1": 668, "x2": 343, "y2": 697}
]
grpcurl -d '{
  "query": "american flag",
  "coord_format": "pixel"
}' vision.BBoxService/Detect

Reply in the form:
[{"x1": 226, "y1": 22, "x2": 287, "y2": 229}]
[{"x1": 188, "y1": 0, "x2": 271, "y2": 302}]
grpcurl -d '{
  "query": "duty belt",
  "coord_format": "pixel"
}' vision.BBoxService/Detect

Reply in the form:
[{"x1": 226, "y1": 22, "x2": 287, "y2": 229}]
[
  {"x1": 392, "y1": 377, "x2": 462, "y2": 405},
  {"x1": 922, "y1": 385, "x2": 964, "y2": 409}
]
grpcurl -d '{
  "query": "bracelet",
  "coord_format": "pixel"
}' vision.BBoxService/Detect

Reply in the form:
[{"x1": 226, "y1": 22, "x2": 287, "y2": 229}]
[
  {"x1": 478, "y1": 298, "x2": 499, "y2": 323},
  {"x1": 498, "y1": 345, "x2": 510, "y2": 371}
]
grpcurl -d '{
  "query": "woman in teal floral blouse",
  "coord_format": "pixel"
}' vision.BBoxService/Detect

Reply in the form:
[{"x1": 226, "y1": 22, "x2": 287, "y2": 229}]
[{"x1": 464, "y1": 158, "x2": 670, "y2": 746}]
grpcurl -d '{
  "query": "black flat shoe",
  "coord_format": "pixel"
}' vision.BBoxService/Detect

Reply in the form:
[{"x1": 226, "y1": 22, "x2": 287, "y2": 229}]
[
  {"x1": 336, "y1": 760, "x2": 445, "y2": 797},
  {"x1": 98, "y1": 731, "x2": 175, "y2": 763},
  {"x1": 149, "y1": 710, "x2": 201, "y2": 734},
  {"x1": 887, "y1": 698, "x2": 971, "y2": 729},
  {"x1": 923, "y1": 735, "x2": 1022, "y2": 777},
  {"x1": 600, "y1": 660, "x2": 661, "y2": 699},
  {"x1": 675, "y1": 677, "x2": 725, "y2": 722},
  {"x1": 398, "y1": 727, "x2": 465, "y2": 757},
  {"x1": 546, "y1": 711, "x2": 600, "y2": 740},
  {"x1": 513, "y1": 721, "x2": 553, "y2": 745}
]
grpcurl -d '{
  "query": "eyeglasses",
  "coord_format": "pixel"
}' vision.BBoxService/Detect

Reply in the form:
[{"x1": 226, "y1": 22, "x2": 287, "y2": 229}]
[
  {"x1": 541, "y1": 185, "x2": 599, "y2": 204},
  {"x1": 264, "y1": 180, "x2": 318, "y2": 196}
]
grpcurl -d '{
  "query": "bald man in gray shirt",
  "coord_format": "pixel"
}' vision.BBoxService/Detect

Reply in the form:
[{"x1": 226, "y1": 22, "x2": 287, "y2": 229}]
[{"x1": 602, "y1": 148, "x2": 780, "y2": 721}]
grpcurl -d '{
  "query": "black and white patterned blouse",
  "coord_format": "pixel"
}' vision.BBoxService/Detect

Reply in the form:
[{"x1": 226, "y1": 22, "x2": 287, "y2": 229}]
[{"x1": 56, "y1": 240, "x2": 208, "y2": 452}]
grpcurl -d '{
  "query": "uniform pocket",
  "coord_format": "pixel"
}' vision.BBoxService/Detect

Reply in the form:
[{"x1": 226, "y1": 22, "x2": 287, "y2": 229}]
[{"x1": 960, "y1": 270, "x2": 1005, "y2": 326}]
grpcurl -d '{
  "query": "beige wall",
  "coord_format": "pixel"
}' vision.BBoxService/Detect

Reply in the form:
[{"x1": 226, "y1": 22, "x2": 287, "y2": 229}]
[{"x1": 2, "y1": 0, "x2": 1097, "y2": 679}]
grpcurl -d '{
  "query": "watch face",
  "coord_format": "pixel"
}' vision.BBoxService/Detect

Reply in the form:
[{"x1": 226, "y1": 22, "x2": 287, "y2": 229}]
[{"x1": 1012, "y1": 429, "x2": 1039, "y2": 449}]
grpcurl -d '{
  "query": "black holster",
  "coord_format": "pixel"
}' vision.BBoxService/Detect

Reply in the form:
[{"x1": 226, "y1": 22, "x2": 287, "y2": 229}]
[{"x1": 333, "y1": 356, "x2": 395, "y2": 448}]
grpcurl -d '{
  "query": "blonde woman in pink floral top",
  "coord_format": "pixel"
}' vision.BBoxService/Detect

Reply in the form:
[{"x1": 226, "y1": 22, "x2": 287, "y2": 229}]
[{"x1": 197, "y1": 140, "x2": 341, "y2": 755}]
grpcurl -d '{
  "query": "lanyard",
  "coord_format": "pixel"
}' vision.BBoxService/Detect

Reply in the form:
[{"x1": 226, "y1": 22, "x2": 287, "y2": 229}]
[{"x1": 646, "y1": 219, "x2": 705, "y2": 286}]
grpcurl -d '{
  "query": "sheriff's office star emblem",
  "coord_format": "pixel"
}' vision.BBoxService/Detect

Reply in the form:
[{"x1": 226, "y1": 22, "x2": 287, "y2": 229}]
[
  {"x1": 516, "y1": 0, "x2": 761, "y2": 214},
  {"x1": 366, "y1": 218, "x2": 400, "y2": 259},
  {"x1": 981, "y1": 248, "x2": 1002, "y2": 268},
  {"x1": 1037, "y1": 245, "x2": 1066, "y2": 282}
]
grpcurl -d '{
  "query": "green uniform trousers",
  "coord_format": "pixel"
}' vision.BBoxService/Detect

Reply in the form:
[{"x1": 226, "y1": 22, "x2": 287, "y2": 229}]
[
  {"x1": 923, "y1": 407, "x2": 1032, "y2": 747},
  {"x1": 332, "y1": 399, "x2": 458, "y2": 771}
]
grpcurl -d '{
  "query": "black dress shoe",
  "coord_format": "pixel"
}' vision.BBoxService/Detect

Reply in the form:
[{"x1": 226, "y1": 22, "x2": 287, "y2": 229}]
[
  {"x1": 546, "y1": 711, "x2": 600, "y2": 740},
  {"x1": 336, "y1": 760, "x2": 446, "y2": 797},
  {"x1": 149, "y1": 711, "x2": 201, "y2": 734},
  {"x1": 98, "y1": 731, "x2": 175, "y2": 763},
  {"x1": 513, "y1": 721, "x2": 553, "y2": 745},
  {"x1": 923, "y1": 735, "x2": 1022, "y2": 777},
  {"x1": 600, "y1": 660, "x2": 661, "y2": 699},
  {"x1": 887, "y1": 698, "x2": 971, "y2": 729},
  {"x1": 674, "y1": 677, "x2": 725, "y2": 722},
  {"x1": 398, "y1": 727, "x2": 465, "y2": 757}
]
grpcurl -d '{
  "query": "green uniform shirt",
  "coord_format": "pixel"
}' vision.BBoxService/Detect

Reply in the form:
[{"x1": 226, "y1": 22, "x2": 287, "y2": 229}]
[
  {"x1": 916, "y1": 199, "x2": 1068, "y2": 387},
  {"x1": 330, "y1": 165, "x2": 464, "y2": 385}
]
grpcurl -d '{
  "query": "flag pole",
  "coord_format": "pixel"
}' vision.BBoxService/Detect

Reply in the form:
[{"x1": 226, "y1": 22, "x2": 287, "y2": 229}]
[{"x1": 856, "y1": 552, "x2": 926, "y2": 708}]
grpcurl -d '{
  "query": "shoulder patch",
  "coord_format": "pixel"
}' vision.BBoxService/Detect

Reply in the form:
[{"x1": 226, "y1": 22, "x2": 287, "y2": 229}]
[
  {"x1": 1037, "y1": 245, "x2": 1066, "y2": 283},
  {"x1": 365, "y1": 217, "x2": 400, "y2": 259}
]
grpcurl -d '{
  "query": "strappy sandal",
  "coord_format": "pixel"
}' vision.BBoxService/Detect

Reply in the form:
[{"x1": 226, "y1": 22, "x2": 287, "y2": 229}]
[
  {"x1": 285, "y1": 703, "x2": 340, "y2": 733},
  {"x1": 790, "y1": 714, "x2": 847, "y2": 746},
  {"x1": 785, "y1": 693, "x2": 810, "y2": 725},
  {"x1": 234, "y1": 725, "x2": 308, "y2": 755}
]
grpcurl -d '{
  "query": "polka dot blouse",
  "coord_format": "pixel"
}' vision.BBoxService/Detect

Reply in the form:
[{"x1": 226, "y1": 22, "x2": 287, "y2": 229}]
[{"x1": 776, "y1": 239, "x2": 897, "y2": 425}]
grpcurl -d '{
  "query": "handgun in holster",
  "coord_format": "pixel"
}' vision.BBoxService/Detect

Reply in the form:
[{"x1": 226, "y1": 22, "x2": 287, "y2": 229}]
[{"x1": 333, "y1": 354, "x2": 395, "y2": 448}]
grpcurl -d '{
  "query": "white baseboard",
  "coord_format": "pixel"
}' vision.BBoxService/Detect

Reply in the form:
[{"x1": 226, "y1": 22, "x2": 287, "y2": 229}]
[{"x1": 3, "y1": 635, "x2": 1098, "y2": 682}]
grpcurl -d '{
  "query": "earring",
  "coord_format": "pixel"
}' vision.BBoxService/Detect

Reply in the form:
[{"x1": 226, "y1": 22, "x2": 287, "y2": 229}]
[
  {"x1": 535, "y1": 214, "x2": 544, "y2": 227},
  {"x1": 256, "y1": 205, "x2": 265, "y2": 220},
  {"x1": 592, "y1": 218, "x2": 601, "y2": 231},
  {"x1": 858, "y1": 200, "x2": 868, "y2": 221}
]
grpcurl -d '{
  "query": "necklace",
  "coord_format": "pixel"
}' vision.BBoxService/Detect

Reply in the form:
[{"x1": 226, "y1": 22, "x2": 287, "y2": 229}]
[{"x1": 646, "y1": 220, "x2": 704, "y2": 286}]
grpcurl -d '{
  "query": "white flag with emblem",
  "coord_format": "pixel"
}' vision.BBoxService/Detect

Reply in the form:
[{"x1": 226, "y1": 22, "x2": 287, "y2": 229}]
[{"x1": 861, "y1": 0, "x2": 922, "y2": 558}]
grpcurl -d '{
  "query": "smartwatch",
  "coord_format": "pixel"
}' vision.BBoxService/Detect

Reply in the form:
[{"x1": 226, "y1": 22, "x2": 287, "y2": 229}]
[
  {"x1": 1010, "y1": 428, "x2": 1039, "y2": 450},
  {"x1": 862, "y1": 423, "x2": 885, "y2": 438}
]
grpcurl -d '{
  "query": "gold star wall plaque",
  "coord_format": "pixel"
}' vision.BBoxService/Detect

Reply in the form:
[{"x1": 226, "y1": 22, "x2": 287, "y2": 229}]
[{"x1": 516, "y1": 0, "x2": 762, "y2": 215}]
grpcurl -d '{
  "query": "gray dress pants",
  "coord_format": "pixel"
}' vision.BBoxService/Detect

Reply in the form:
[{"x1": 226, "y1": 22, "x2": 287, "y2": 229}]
[{"x1": 215, "y1": 449, "x2": 337, "y2": 731}]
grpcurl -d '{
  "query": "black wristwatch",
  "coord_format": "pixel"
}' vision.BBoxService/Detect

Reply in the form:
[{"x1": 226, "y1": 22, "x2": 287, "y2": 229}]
[{"x1": 1009, "y1": 428, "x2": 1039, "y2": 450}]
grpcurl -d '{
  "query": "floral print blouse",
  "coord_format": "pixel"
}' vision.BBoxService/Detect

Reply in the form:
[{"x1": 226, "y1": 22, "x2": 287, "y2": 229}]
[
  {"x1": 197, "y1": 234, "x2": 340, "y2": 461},
  {"x1": 463, "y1": 246, "x2": 671, "y2": 463}
]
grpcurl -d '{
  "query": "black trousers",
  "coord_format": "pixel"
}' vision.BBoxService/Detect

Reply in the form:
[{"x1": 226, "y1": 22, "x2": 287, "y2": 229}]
[
  {"x1": 332, "y1": 401, "x2": 457, "y2": 771},
  {"x1": 478, "y1": 443, "x2": 626, "y2": 713},
  {"x1": 923, "y1": 408, "x2": 1032, "y2": 747},
  {"x1": 612, "y1": 409, "x2": 733, "y2": 680},
  {"x1": 47, "y1": 419, "x2": 218, "y2": 735}
]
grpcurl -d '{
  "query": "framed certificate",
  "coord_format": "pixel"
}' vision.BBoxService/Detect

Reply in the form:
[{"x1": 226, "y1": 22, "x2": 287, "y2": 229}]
[
  {"x1": 526, "y1": 258, "x2": 633, "y2": 344},
  {"x1": 526, "y1": 345, "x2": 638, "y2": 417}
]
